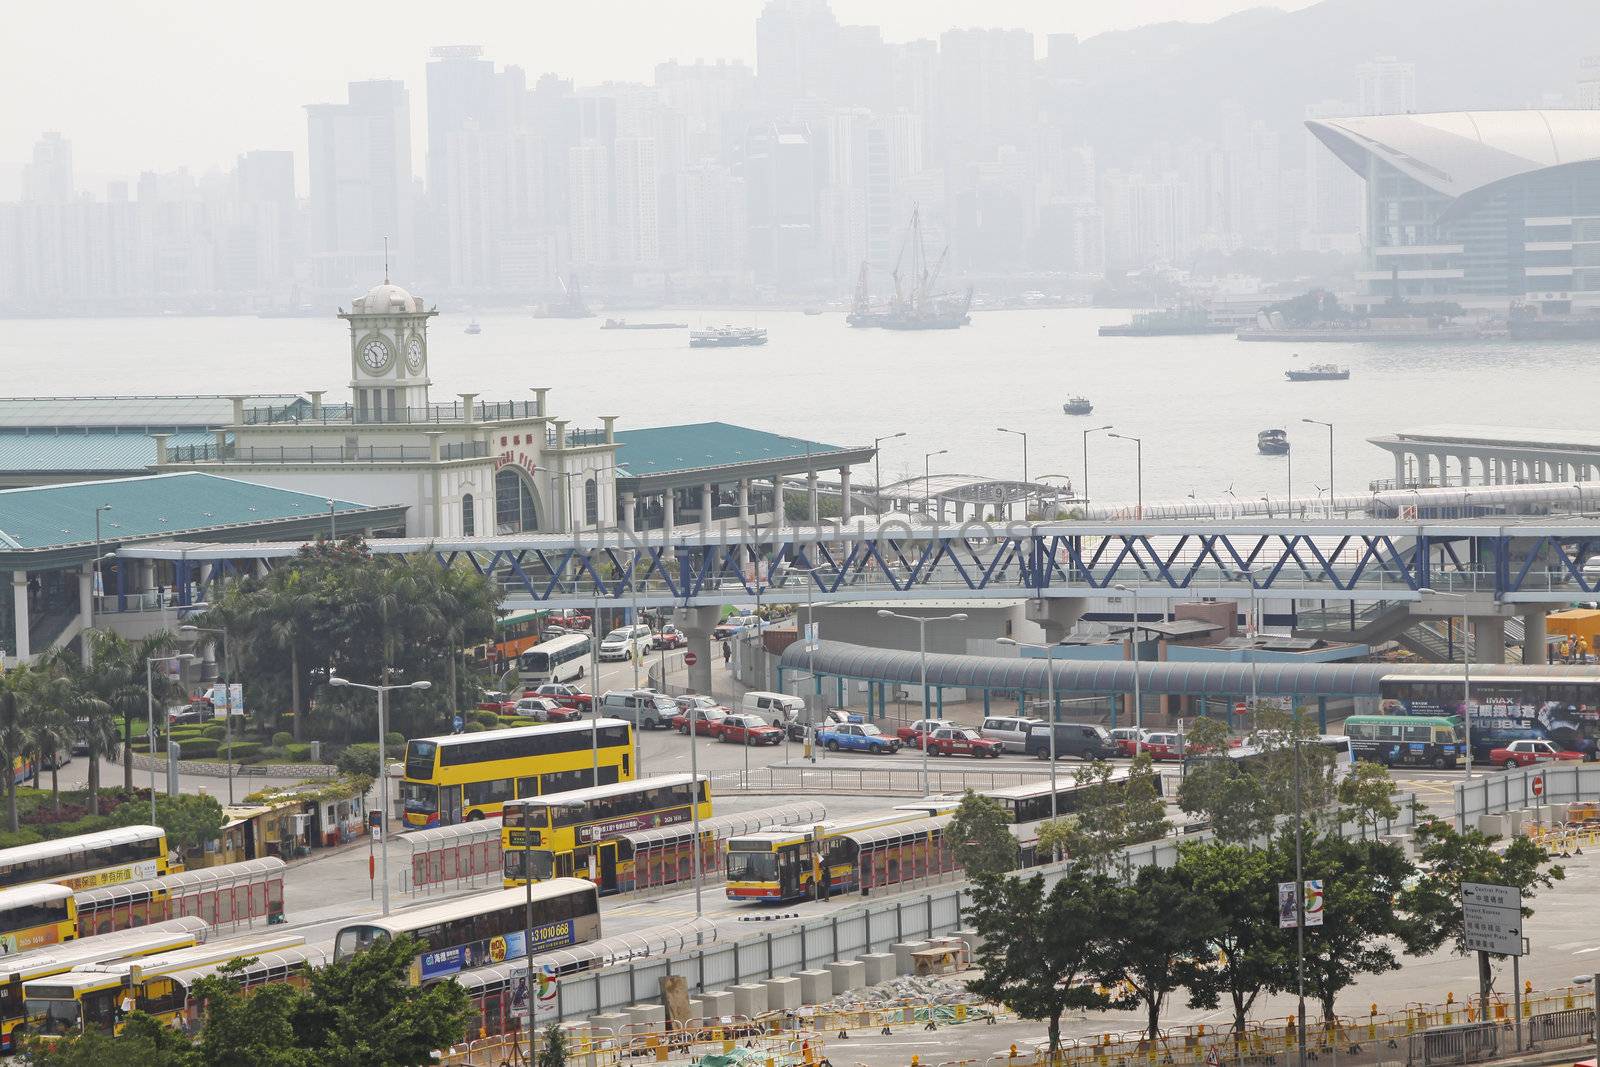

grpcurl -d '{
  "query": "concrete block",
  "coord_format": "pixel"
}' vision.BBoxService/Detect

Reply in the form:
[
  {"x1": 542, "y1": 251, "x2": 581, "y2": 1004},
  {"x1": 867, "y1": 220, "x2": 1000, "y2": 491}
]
[
  {"x1": 1550, "y1": 802, "x2": 1570, "y2": 824},
  {"x1": 861, "y1": 952, "x2": 894, "y2": 986},
  {"x1": 688, "y1": 996, "x2": 705, "y2": 1020},
  {"x1": 891, "y1": 940, "x2": 930, "y2": 975},
  {"x1": 1477, "y1": 814, "x2": 1505, "y2": 837},
  {"x1": 627, "y1": 1003, "x2": 666, "y2": 1030},
  {"x1": 1506, "y1": 809, "x2": 1525, "y2": 835},
  {"x1": 588, "y1": 1012, "x2": 630, "y2": 1037},
  {"x1": 732, "y1": 983, "x2": 768, "y2": 1017},
  {"x1": 828, "y1": 959, "x2": 865, "y2": 995},
  {"x1": 764, "y1": 975, "x2": 802, "y2": 1011},
  {"x1": 797, "y1": 969, "x2": 833, "y2": 1005},
  {"x1": 698, "y1": 990, "x2": 737, "y2": 1020}
]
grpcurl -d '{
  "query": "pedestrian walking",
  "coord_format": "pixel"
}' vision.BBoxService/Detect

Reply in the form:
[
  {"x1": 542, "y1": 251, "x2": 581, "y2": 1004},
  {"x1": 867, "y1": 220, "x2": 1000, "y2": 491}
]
[{"x1": 722, "y1": 641, "x2": 732, "y2": 666}]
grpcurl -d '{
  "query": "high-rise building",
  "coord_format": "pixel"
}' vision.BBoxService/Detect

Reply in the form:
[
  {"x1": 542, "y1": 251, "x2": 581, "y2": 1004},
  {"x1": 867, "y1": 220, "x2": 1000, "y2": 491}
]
[
  {"x1": 425, "y1": 46, "x2": 508, "y2": 194},
  {"x1": 567, "y1": 143, "x2": 611, "y2": 267},
  {"x1": 613, "y1": 136, "x2": 660, "y2": 265},
  {"x1": 655, "y1": 60, "x2": 755, "y2": 163},
  {"x1": 305, "y1": 79, "x2": 414, "y2": 288},
  {"x1": 22, "y1": 133, "x2": 73, "y2": 204},
  {"x1": 744, "y1": 122, "x2": 821, "y2": 287},
  {"x1": 755, "y1": 0, "x2": 840, "y2": 107},
  {"x1": 936, "y1": 28, "x2": 1036, "y2": 162},
  {"x1": 676, "y1": 162, "x2": 748, "y2": 284},
  {"x1": 1302, "y1": 100, "x2": 1363, "y2": 252},
  {"x1": 1356, "y1": 56, "x2": 1416, "y2": 116}
]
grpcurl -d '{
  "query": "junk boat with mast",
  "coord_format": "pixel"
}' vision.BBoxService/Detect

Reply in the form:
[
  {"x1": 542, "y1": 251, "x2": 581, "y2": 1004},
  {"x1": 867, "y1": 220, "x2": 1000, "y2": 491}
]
[
  {"x1": 532, "y1": 273, "x2": 594, "y2": 319},
  {"x1": 847, "y1": 207, "x2": 973, "y2": 329}
]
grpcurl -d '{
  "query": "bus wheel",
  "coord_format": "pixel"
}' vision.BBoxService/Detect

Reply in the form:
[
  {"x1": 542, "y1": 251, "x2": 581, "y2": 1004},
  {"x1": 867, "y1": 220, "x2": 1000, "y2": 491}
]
[
  {"x1": 467, "y1": 810, "x2": 484, "y2": 821},
  {"x1": 1432, "y1": 755, "x2": 1447, "y2": 769}
]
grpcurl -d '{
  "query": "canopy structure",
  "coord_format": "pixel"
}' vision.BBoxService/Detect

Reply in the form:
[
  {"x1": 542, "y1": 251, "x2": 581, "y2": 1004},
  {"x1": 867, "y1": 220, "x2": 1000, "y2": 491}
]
[{"x1": 453, "y1": 917, "x2": 721, "y2": 988}]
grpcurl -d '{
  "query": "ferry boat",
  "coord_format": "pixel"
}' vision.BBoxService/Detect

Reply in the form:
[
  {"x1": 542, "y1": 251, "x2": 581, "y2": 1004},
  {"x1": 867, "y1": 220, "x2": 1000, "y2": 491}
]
[
  {"x1": 601, "y1": 318, "x2": 687, "y2": 330},
  {"x1": 1061, "y1": 396, "x2": 1094, "y2": 416},
  {"x1": 464, "y1": 318, "x2": 482, "y2": 335},
  {"x1": 1284, "y1": 363, "x2": 1350, "y2": 382},
  {"x1": 1257, "y1": 429, "x2": 1290, "y2": 455},
  {"x1": 689, "y1": 326, "x2": 768, "y2": 349}
]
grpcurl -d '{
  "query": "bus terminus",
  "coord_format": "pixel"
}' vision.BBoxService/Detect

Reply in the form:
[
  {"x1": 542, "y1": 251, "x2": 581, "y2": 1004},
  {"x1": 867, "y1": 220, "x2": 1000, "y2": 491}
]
[
  {"x1": 0, "y1": 826, "x2": 171, "y2": 893},
  {"x1": 402, "y1": 719, "x2": 634, "y2": 828},
  {"x1": 502, "y1": 774, "x2": 712, "y2": 892},
  {"x1": 332, "y1": 880, "x2": 601, "y2": 985},
  {"x1": 518, "y1": 633, "x2": 593, "y2": 686}
]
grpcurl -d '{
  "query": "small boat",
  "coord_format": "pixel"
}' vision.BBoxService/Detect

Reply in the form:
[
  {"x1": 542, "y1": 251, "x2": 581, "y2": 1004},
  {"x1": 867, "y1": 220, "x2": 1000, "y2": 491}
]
[
  {"x1": 1062, "y1": 396, "x2": 1094, "y2": 416},
  {"x1": 1284, "y1": 363, "x2": 1349, "y2": 381},
  {"x1": 601, "y1": 318, "x2": 688, "y2": 330},
  {"x1": 803, "y1": 307, "x2": 825, "y2": 316},
  {"x1": 1257, "y1": 429, "x2": 1290, "y2": 455},
  {"x1": 690, "y1": 326, "x2": 768, "y2": 348},
  {"x1": 464, "y1": 319, "x2": 482, "y2": 335}
]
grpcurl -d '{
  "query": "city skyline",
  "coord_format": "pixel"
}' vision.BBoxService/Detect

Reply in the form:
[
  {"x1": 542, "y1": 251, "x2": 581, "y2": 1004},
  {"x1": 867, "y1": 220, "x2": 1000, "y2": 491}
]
[{"x1": 3, "y1": 0, "x2": 1316, "y2": 192}]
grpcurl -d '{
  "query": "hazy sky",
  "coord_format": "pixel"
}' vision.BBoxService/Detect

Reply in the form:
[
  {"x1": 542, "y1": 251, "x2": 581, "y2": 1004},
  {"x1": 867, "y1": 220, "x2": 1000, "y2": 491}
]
[{"x1": 4, "y1": 0, "x2": 1314, "y2": 194}]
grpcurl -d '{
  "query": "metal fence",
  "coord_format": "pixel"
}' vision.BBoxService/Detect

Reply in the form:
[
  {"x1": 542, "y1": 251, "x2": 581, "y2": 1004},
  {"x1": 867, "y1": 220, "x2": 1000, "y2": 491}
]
[
  {"x1": 721, "y1": 763, "x2": 1054, "y2": 796},
  {"x1": 1453, "y1": 762, "x2": 1600, "y2": 830}
]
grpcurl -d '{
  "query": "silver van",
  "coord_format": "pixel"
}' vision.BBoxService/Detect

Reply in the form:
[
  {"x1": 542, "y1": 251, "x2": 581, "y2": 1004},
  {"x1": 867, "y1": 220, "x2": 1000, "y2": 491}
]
[
  {"x1": 741, "y1": 691, "x2": 806, "y2": 730},
  {"x1": 598, "y1": 689, "x2": 677, "y2": 730},
  {"x1": 979, "y1": 715, "x2": 1045, "y2": 753}
]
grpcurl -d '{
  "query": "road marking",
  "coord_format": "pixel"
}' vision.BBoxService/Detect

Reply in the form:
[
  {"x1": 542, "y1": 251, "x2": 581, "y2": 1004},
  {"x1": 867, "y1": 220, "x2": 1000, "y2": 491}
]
[{"x1": 1573, "y1": 945, "x2": 1600, "y2": 955}]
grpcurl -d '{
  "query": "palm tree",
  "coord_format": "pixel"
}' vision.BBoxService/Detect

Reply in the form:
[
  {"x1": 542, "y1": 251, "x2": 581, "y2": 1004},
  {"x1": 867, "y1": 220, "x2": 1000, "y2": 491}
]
[
  {"x1": 0, "y1": 666, "x2": 39, "y2": 832},
  {"x1": 42, "y1": 647, "x2": 117, "y2": 816},
  {"x1": 27, "y1": 700, "x2": 75, "y2": 815}
]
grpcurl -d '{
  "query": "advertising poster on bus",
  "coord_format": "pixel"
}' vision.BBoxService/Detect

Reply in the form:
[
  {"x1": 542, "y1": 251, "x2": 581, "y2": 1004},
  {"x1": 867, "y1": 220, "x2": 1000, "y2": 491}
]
[
  {"x1": 417, "y1": 919, "x2": 576, "y2": 982},
  {"x1": 1380, "y1": 678, "x2": 1600, "y2": 759}
]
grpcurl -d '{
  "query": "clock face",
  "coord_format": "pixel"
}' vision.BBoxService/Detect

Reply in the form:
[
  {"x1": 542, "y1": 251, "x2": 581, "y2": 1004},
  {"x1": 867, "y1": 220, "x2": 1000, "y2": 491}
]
[
  {"x1": 359, "y1": 336, "x2": 392, "y2": 372},
  {"x1": 405, "y1": 338, "x2": 425, "y2": 373}
]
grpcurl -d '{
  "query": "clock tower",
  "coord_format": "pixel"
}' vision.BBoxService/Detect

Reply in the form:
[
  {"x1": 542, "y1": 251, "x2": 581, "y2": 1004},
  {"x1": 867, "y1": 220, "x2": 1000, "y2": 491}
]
[{"x1": 338, "y1": 279, "x2": 439, "y2": 421}]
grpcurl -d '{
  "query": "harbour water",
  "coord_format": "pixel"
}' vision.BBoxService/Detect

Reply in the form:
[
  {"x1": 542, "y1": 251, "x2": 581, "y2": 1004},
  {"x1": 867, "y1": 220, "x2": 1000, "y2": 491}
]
[{"x1": 0, "y1": 308, "x2": 1579, "y2": 507}]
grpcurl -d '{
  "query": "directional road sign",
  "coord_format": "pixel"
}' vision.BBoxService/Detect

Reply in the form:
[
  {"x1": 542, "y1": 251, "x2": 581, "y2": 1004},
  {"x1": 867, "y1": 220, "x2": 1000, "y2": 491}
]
[{"x1": 1461, "y1": 881, "x2": 1524, "y2": 956}]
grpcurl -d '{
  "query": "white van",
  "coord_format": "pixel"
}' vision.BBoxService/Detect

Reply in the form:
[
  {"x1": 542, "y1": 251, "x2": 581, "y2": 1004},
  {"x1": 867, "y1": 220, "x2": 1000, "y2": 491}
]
[
  {"x1": 599, "y1": 689, "x2": 677, "y2": 729},
  {"x1": 979, "y1": 715, "x2": 1045, "y2": 753},
  {"x1": 741, "y1": 691, "x2": 806, "y2": 730}
]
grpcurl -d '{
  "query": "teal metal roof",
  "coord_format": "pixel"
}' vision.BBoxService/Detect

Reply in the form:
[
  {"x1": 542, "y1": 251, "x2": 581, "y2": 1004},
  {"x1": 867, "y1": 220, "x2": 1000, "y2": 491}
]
[
  {"x1": 0, "y1": 430, "x2": 212, "y2": 474},
  {"x1": 0, "y1": 395, "x2": 303, "y2": 429},
  {"x1": 614, "y1": 422, "x2": 865, "y2": 485},
  {"x1": 0, "y1": 473, "x2": 372, "y2": 552}
]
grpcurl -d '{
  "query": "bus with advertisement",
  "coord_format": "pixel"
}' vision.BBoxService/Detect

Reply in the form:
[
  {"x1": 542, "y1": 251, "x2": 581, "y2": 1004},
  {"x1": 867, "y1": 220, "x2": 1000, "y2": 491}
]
[
  {"x1": 401, "y1": 720, "x2": 635, "y2": 828},
  {"x1": 0, "y1": 827, "x2": 172, "y2": 893},
  {"x1": 1378, "y1": 672, "x2": 1600, "y2": 761},
  {"x1": 501, "y1": 774, "x2": 712, "y2": 892},
  {"x1": 476, "y1": 609, "x2": 546, "y2": 668},
  {"x1": 331, "y1": 880, "x2": 601, "y2": 985},
  {"x1": 0, "y1": 884, "x2": 77, "y2": 955}
]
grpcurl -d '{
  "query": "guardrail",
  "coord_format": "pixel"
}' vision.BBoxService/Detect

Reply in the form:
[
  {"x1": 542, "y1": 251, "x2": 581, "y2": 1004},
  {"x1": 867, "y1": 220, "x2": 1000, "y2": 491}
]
[
  {"x1": 721, "y1": 763, "x2": 1055, "y2": 796},
  {"x1": 1453, "y1": 763, "x2": 1600, "y2": 830}
]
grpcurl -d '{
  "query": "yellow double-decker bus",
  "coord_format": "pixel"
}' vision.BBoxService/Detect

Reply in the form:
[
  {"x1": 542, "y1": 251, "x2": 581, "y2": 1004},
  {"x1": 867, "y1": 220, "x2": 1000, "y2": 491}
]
[
  {"x1": 401, "y1": 719, "x2": 635, "y2": 828},
  {"x1": 724, "y1": 811, "x2": 951, "y2": 903},
  {"x1": 0, "y1": 826, "x2": 171, "y2": 892},
  {"x1": 0, "y1": 918, "x2": 210, "y2": 1054},
  {"x1": 0, "y1": 885, "x2": 77, "y2": 955},
  {"x1": 502, "y1": 773, "x2": 712, "y2": 893},
  {"x1": 21, "y1": 933, "x2": 306, "y2": 1041}
]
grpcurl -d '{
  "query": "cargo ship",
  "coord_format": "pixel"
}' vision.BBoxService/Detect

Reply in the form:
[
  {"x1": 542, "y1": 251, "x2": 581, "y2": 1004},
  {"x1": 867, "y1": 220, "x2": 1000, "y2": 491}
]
[{"x1": 689, "y1": 326, "x2": 768, "y2": 348}]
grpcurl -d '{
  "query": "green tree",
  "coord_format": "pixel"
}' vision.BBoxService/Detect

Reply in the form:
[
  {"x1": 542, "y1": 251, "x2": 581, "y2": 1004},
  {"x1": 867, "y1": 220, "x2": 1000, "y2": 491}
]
[
  {"x1": 114, "y1": 793, "x2": 225, "y2": 865},
  {"x1": 1276, "y1": 832, "x2": 1418, "y2": 1021},
  {"x1": 1397, "y1": 814, "x2": 1563, "y2": 957},
  {"x1": 965, "y1": 868, "x2": 1113, "y2": 1055},
  {"x1": 22, "y1": 1010, "x2": 195, "y2": 1066},
  {"x1": 0, "y1": 665, "x2": 41, "y2": 831},
  {"x1": 1175, "y1": 754, "x2": 1271, "y2": 843},
  {"x1": 1175, "y1": 841, "x2": 1287, "y2": 1035},
  {"x1": 1060, "y1": 755, "x2": 1170, "y2": 870},
  {"x1": 38, "y1": 648, "x2": 116, "y2": 815},
  {"x1": 1337, "y1": 761, "x2": 1401, "y2": 840},
  {"x1": 946, "y1": 790, "x2": 1019, "y2": 879},
  {"x1": 191, "y1": 970, "x2": 314, "y2": 1067},
  {"x1": 538, "y1": 1022, "x2": 569, "y2": 1067},
  {"x1": 1097, "y1": 864, "x2": 1220, "y2": 1040}
]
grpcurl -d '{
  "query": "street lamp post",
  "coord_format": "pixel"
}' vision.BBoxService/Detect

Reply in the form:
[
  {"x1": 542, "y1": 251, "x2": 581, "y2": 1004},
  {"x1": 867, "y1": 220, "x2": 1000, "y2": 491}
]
[
  {"x1": 1082, "y1": 425, "x2": 1113, "y2": 511},
  {"x1": 997, "y1": 427, "x2": 1029, "y2": 519},
  {"x1": 327, "y1": 673, "x2": 432, "y2": 916},
  {"x1": 997, "y1": 638, "x2": 1065, "y2": 819},
  {"x1": 145, "y1": 653, "x2": 195, "y2": 823},
  {"x1": 1106, "y1": 433, "x2": 1143, "y2": 517},
  {"x1": 1112, "y1": 584, "x2": 1146, "y2": 754},
  {"x1": 1420, "y1": 587, "x2": 1472, "y2": 776},
  {"x1": 877, "y1": 609, "x2": 968, "y2": 795},
  {"x1": 873, "y1": 432, "x2": 906, "y2": 516},
  {"x1": 1301, "y1": 419, "x2": 1334, "y2": 518},
  {"x1": 1231, "y1": 568, "x2": 1260, "y2": 723},
  {"x1": 1293, "y1": 732, "x2": 1308, "y2": 1067},
  {"x1": 178, "y1": 623, "x2": 237, "y2": 804},
  {"x1": 923, "y1": 449, "x2": 948, "y2": 520}
]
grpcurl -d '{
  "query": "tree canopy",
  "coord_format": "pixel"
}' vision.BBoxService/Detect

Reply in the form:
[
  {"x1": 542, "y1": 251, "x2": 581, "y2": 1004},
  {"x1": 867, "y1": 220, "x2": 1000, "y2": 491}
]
[
  {"x1": 197, "y1": 539, "x2": 501, "y2": 741},
  {"x1": 946, "y1": 790, "x2": 1019, "y2": 879}
]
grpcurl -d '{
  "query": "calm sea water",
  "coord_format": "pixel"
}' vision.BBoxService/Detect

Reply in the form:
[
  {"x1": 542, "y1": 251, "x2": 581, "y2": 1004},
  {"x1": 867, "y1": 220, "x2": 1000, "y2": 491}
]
[{"x1": 0, "y1": 308, "x2": 1579, "y2": 506}]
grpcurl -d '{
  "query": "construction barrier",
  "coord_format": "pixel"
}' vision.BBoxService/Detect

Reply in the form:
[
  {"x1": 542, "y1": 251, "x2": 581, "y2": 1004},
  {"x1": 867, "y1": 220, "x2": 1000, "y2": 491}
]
[{"x1": 438, "y1": 1023, "x2": 824, "y2": 1067}]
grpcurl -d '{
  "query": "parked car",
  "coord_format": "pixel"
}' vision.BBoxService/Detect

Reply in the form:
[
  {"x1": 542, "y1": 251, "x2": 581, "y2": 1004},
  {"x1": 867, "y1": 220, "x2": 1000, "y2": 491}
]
[
  {"x1": 511, "y1": 697, "x2": 580, "y2": 723},
  {"x1": 713, "y1": 614, "x2": 760, "y2": 640},
  {"x1": 894, "y1": 719, "x2": 946, "y2": 748},
  {"x1": 167, "y1": 702, "x2": 212, "y2": 726},
  {"x1": 978, "y1": 716, "x2": 1046, "y2": 754},
  {"x1": 1139, "y1": 732, "x2": 1186, "y2": 761},
  {"x1": 598, "y1": 689, "x2": 678, "y2": 729},
  {"x1": 540, "y1": 625, "x2": 572, "y2": 641},
  {"x1": 548, "y1": 610, "x2": 592, "y2": 631},
  {"x1": 1109, "y1": 727, "x2": 1149, "y2": 756},
  {"x1": 599, "y1": 624, "x2": 654, "y2": 662},
  {"x1": 653, "y1": 626, "x2": 687, "y2": 650},
  {"x1": 1489, "y1": 739, "x2": 1585, "y2": 769},
  {"x1": 1024, "y1": 723, "x2": 1119, "y2": 761},
  {"x1": 819, "y1": 723, "x2": 901, "y2": 754},
  {"x1": 925, "y1": 727, "x2": 1003, "y2": 758},
  {"x1": 529, "y1": 683, "x2": 593, "y2": 712},
  {"x1": 718, "y1": 714, "x2": 783, "y2": 746}
]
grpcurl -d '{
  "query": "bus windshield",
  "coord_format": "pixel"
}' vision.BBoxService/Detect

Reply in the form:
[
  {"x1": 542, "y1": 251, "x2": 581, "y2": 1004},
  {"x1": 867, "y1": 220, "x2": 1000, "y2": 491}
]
[
  {"x1": 24, "y1": 996, "x2": 79, "y2": 1036},
  {"x1": 401, "y1": 782, "x2": 437, "y2": 818},
  {"x1": 727, "y1": 852, "x2": 777, "y2": 881}
]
